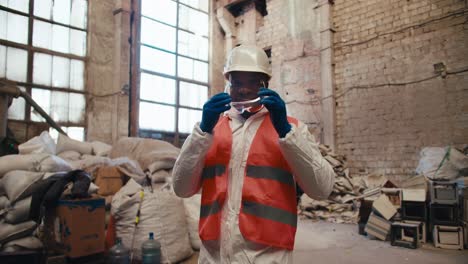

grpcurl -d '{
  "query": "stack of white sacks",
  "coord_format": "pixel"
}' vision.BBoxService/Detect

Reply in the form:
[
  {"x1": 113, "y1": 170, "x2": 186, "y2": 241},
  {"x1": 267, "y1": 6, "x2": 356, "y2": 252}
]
[
  {"x1": 0, "y1": 131, "x2": 119, "y2": 253},
  {"x1": 0, "y1": 132, "x2": 203, "y2": 261}
]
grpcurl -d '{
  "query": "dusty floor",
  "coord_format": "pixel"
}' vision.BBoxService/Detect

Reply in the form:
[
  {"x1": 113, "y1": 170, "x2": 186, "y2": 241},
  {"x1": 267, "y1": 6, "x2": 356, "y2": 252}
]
[
  {"x1": 293, "y1": 220, "x2": 467, "y2": 264},
  {"x1": 182, "y1": 219, "x2": 468, "y2": 264}
]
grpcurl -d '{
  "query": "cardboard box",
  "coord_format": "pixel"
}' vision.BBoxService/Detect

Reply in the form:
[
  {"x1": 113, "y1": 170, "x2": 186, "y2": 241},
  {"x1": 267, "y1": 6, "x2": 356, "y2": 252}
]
[
  {"x1": 365, "y1": 212, "x2": 392, "y2": 241},
  {"x1": 381, "y1": 188, "x2": 402, "y2": 208},
  {"x1": 373, "y1": 194, "x2": 397, "y2": 220},
  {"x1": 95, "y1": 166, "x2": 124, "y2": 196},
  {"x1": 433, "y1": 225, "x2": 464, "y2": 250},
  {"x1": 53, "y1": 196, "x2": 105, "y2": 258},
  {"x1": 402, "y1": 189, "x2": 427, "y2": 221}
]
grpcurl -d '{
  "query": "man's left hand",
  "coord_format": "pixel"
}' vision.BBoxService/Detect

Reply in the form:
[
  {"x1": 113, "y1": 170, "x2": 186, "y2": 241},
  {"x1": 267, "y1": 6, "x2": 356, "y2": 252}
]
[{"x1": 258, "y1": 88, "x2": 292, "y2": 138}]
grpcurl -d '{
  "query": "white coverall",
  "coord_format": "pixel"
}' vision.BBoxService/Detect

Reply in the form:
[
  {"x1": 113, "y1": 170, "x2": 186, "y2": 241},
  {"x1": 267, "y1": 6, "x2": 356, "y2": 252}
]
[{"x1": 173, "y1": 108, "x2": 335, "y2": 264}]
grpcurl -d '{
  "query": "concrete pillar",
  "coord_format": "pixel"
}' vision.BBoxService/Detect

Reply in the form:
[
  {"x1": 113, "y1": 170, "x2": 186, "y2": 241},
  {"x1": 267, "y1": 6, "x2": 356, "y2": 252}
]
[{"x1": 318, "y1": 0, "x2": 336, "y2": 150}]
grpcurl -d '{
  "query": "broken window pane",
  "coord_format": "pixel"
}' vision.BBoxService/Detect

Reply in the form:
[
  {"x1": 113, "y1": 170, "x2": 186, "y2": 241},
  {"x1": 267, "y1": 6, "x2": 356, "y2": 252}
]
[
  {"x1": 178, "y1": 30, "x2": 208, "y2": 61},
  {"x1": 50, "y1": 91, "x2": 69, "y2": 122},
  {"x1": 70, "y1": 59, "x2": 84, "y2": 90},
  {"x1": 52, "y1": 0, "x2": 71, "y2": 25},
  {"x1": 33, "y1": 53, "x2": 52, "y2": 86},
  {"x1": 140, "y1": 46, "x2": 175, "y2": 76},
  {"x1": 178, "y1": 56, "x2": 208, "y2": 83},
  {"x1": 33, "y1": 19, "x2": 53, "y2": 50},
  {"x1": 178, "y1": 108, "x2": 202, "y2": 134},
  {"x1": 52, "y1": 24, "x2": 70, "y2": 53},
  {"x1": 3, "y1": 0, "x2": 29, "y2": 13},
  {"x1": 68, "y1": 92, "x2": 85, "y2": 123},
  {"x1": 0, "y1": 45, "x2": 6, "y2": 78},
  {"x1": 8, "y1": 86, "x2": 26, "y2": 120},
  {"x1": 139, "y1": 102, "x2": 175, "y2": 132},
  {"x1": 140, "y1": 73, "x2": 175, "y2": 104},
  {"x1": 52, "y1": 56, "x2": 70, "y2": 88},
  {"x1": 141, "y1": 0, "x2": 176, "y2": 26},
  {"x1": 179, "y1": 82, "x2": 207, "y2": 108},
  {"x1": 70, "y1": 29, "x2": 86, "y2": 56},
  {"x1": 178, "y1": 4, "x2": 208, "y2": 37},
  {"x1": 141, "y1": 17, "x2": 176, "y2": 52},
  {"x1": 34, "y1": 0, "x2": 52, "y2": 19},
  {"x1": 2, "y1": 12, "x2": 29, "y2": 44},
  {"x1": 70, "y1": 0, "x2": 87, "y2": 29},
  {"x1": 179, "y1": 0, "x2": 209, "y2": 13},
  {"x1": 6, "y1": 47, "x2": 28, "y2": 82},
  {"x1": 31, "y1": 88, "x2": 51, "y2": 122}
]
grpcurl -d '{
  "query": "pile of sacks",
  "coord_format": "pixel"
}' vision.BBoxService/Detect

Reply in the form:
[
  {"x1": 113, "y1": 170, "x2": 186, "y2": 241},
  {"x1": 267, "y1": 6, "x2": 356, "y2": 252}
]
[
  {"x1": 0, "y1": 131, "x2": 116, "y2": 252},
  {"x1": 108, "y1": 137, "x2": 203, "y2": 263}
]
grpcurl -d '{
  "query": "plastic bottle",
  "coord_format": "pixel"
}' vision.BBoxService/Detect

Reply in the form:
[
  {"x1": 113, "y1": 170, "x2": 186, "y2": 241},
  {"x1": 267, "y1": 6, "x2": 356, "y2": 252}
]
[
  {"x1": 141, "y1": 232, "x2": 161, "y2": 264},
  {"x1": 107, "y1": 237, "x2": 130, "y2": 264}
]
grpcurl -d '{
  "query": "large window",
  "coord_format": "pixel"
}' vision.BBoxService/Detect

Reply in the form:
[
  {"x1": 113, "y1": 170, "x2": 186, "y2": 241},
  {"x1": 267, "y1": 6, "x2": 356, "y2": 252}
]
[
  {"x1": 136, "y1": 0, "x2": 209, "y2": 145},
  {"x1": 1, "y1": 0, "x2": 87, "y2": 141}
]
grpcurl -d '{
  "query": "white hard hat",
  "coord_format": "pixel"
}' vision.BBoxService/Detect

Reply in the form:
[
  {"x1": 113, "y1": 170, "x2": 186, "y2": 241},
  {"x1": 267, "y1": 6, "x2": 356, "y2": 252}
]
[{"x1": 223, "y1": 45, "x2": 271, "y2": 80}]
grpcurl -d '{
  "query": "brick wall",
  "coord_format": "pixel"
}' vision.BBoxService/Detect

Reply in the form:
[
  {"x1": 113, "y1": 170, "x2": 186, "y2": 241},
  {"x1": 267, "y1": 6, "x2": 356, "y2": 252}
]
[
  {"x1": 256, "y1": 0, "x2": 324, "y2": 140},
  {"x1": 333, "y1": 0, "x2": 468, "y2": 180}
]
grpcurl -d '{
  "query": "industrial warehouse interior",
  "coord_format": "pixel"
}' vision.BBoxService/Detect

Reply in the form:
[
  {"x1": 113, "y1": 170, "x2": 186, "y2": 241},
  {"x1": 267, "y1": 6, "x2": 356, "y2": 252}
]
[{"x1": 0, "y1": 0, "x2": 467, "y2": 263}]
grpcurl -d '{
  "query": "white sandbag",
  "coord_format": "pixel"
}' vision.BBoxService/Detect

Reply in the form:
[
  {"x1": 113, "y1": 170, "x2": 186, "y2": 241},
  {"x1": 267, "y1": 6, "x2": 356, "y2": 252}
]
[
  {"x1": 88, "y1": 182, "x2": 99, "y2": 194},
  {"x1": 417, "y1": 147, "x2": 468, "y2": 180},
  {"x1": 111, "y1": 157, "x2": 146, "y2": 183},
  {"x1": 3, "y1": 171, "x2": 44, "y2": 203},
  {"x1": 0, "y1": 196, "x2": 9, "y2": 210},
  {"x1": 57, "y1": 150, "x2": 81, "y2": 161},
  {"x1": 92, "y1": 141, "x2": 112, "y2": 157},
  {"x1": 150, "y1": 170, "x2": 171, "y2": 184},
  {"x1": 0, "y1": 221, "x2": 37, "y2": 245},
  {"x1": 183, "y1": 194, "x2": 201, "y2": 250},
  {"x1": 0, "y1": 154, "x2": 49, "y2": 178},
  {"x1": 0, "y1": 179, "x2": 5, "y2": 196},
  {"x1": 56, "y1": 133, "x2": 92, "y2": 155},
  {"x1": 5, "y1": 197, "x2": 32, "y2": 224},
  {"x1": 18, "y1": 131, "x2": 56, "y2": 155},
  {"x1": 69, "y1": 156, "x2": 111, "y2": 172},
  {"x1": 1, "y1": 236, "x2": 43, "y2": 252},
  {"x1": 415, "y1": 147, "x2": 446, "y2": 178},
  {"x1": 0, "y1": 196, "x2": 9, "y2": 216},
  {"x1": 112, "y1": 179, "x2": 193, "y2": 263},
  {"x1": 39, "y1": 155, "x2": 73, "y2": 172}
]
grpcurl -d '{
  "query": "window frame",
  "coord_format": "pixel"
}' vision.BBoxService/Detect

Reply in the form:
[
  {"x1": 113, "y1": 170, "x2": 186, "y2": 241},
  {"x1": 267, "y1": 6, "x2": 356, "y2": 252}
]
[
  {"x1": 1, "y1": 0, "x2": 88, "y2": 139},
  {"x1": 131, "y1": 0, "x2": 210, "y2": 147}
]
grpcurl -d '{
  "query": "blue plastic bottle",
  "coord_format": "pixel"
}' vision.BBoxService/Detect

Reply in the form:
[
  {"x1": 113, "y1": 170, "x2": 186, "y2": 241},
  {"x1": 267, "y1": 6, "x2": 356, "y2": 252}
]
[
  {"x1": 141, "y1": 232, "x2": 161, "y2": 264},
  {"x1": 108, "y1": 237, "x2": 130, "y2": 264}
]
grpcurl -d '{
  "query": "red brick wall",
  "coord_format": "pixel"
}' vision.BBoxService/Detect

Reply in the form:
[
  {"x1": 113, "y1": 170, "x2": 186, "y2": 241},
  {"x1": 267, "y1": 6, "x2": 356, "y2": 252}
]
[{"x1": 333, "y1": 0, "x2": 468, "y2": 180}]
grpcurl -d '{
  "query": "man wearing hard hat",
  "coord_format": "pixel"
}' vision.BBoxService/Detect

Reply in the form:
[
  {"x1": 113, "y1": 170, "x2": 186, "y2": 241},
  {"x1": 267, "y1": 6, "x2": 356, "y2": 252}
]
[{"x1": 173, "y1": 45, "x2": 335, "y2": 263}]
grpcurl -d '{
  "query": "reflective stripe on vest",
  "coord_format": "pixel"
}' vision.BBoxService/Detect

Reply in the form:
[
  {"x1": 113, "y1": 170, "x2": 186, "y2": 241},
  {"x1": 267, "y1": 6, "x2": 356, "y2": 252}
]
[{"x1": 200, "y1": 115, "x2": 299, "y2": 249}]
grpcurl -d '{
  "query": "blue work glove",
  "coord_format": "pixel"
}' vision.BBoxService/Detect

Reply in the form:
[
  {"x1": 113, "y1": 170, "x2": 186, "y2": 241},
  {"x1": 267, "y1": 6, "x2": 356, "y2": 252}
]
[
  {"x1": 258, "y1": 88, "x2": 291, "y2": 138},
  {"x1": 199, "y1": 92, "x2": 231, "y2": 133}
]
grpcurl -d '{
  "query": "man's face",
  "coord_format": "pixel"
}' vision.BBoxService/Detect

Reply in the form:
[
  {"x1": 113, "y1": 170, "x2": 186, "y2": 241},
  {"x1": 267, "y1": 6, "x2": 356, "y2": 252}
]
[{"x1": 228, "y1": 72, "x2": 267, "y2": 102}]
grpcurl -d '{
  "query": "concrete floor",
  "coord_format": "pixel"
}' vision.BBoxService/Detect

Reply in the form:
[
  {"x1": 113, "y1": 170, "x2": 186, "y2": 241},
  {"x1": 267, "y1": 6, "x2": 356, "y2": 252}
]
[
  {"x1": 293, "y1": 220, "x2": 468, "y2": 264},
  {"x1": 182, "y1": 219, "x2": 468, "y2": 264}
]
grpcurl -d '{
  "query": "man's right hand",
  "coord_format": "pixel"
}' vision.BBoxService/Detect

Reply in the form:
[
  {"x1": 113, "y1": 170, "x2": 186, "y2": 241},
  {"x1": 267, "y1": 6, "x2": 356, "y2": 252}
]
[{"x1": 199, "y1": 93, "x2": 231, "y2": 133}]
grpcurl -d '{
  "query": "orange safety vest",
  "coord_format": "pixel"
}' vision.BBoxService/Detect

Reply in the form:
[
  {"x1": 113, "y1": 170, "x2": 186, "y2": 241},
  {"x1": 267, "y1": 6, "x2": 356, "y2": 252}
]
[{"x1": 199, "y1": 115, "x2": 299, "y2": 250}]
